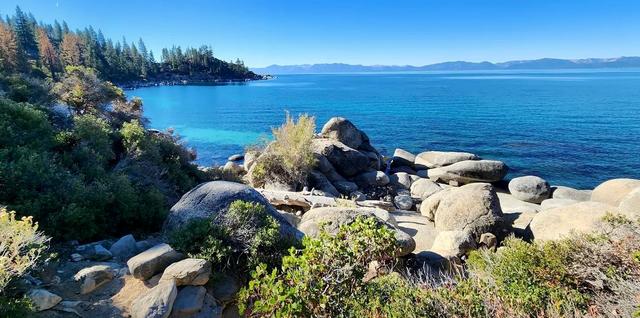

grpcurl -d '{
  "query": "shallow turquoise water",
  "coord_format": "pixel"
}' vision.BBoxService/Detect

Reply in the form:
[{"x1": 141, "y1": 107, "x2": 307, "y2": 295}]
[{"x1": 132, "y1": 70, "x2": 640, "y2": 189}]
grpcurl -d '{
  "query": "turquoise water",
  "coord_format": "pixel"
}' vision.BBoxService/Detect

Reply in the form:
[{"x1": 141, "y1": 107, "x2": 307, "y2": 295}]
[{"x1": 132, "y1": 70, "x2": 640, "y2": 189}]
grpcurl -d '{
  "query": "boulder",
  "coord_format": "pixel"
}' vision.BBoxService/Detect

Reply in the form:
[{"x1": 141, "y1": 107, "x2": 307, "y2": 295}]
[
  {"x1": 311, "y1": 138, "x2": 370, "y2": 177},
  {"x1": 73, "y1": 265, "x2": 116, "y2": 294},
  {"x1": 110, "y1": 234, "x2": 138, "y2": 261},
  {"x1": 591, "y1": 178, "x2": 640, "y2": 206},
  {"x1": 540, "y1": 198, "x2": 579, "y2": 210},
  {"x1": 414, "y1": 151, "x2": 479, "y2": 169},
  {"x1": 551, "y1": 186, "x2": 591, "y2": 202},
  {"x1": 393, "y1": 194, "x2": 413, "y2": 210},
  {"x1": 390, "y1": 165, "x2": 417, "y2": 175},
  {"x1": 192, "y1": 293, "x2": 223, "y2": 318},
  {"x1": 430, "y1": 231, "x2": 476, "y2": 258},
  {"x1": 315, "y1": 154, "x2": 346, "y2": 182},
  {"x1": 427, "y1": 160, "x2": 508, "y2": 185},
  {"x1": 308, "y1": 170, "x2": 340, "y2": 197},
  {"x1": 620, "y1": 187, "x2": 640, "y2": 220},
  {"x1": 228, "y1": 154, "x2": 243, "y2": 162},
  {"x1": 353, "y1": 170, "x2": 389, "y2": 188},
  {"x1": 503, "y1": 211, "x2": 537, "y2": 239},
  {"x1": 390, "y1": 211, "x2": 439, "y2": 254},
  {"x1": 389, "y1": 172, "x2": 412, "y2": 190},
  {"x1": 298, "y1": 207, "x2": 415, "y2": 256},
  {"x1": 333, "y1": 180, "x2": 358, "y2": 195},
  {"x1": 131, "y1": 280, "x2": 177, "y2": 318},
  {"x1": 171, "y1": 286, "x2": 206, "y2": 317},
  {"x1": 160, "y1": 258, "x2": 211, "y2": 286},
  {"x1": 529, "y1": 202, "x2": 617, "y2": 241},
  {"x1": 222, "y1": 161, "x2": 244, "y2": 175},
  {"x1": 127, "y1": 243, "x2": 185, "y2": 280},
  {"x1": 410, "y1": 178, "x2": 442, "y2": 199},
  {"x1": 320, "y1": 117, "x2": 363, "y2": 149},
  {"x1": 508, "y1": 176, "x2": 551, "y2": 204},
  {"x1": 27, "y1": 289, "x2": 62, "y2": 311},
  {"x1": 391, "y1": 148, "x2": 416, "y2": 168},
  {"x1": 421, "y1": 183, "x2": 502, "y2": 238},
  {"x1": 496, "y1": 192, "x2": 540, "y2": 214},
  {"x1": 207, "y1": 273, "x2": 241, "y2": 304},
  {"x1": 164, "y1": 181, "x2": 301, "y2": 240},
  {"x1": 479, "y1": 233, "x2": 497, "y2": 250}
]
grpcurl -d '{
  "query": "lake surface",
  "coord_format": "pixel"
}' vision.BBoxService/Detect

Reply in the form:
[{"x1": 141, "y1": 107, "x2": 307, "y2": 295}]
[{"x1": 132, "y1": 70, "x2": 640, "y2": 189}]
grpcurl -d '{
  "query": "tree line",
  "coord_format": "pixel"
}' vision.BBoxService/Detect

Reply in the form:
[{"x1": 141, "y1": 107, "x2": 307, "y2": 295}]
[{"x1": 0, "y1": 6, "x2": 259, "y2": 83}]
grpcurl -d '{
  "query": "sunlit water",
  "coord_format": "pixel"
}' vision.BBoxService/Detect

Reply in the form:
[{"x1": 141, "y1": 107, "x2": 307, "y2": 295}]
[{"x1": 131, "y1": 70, "x2": 640, "y2": 189}]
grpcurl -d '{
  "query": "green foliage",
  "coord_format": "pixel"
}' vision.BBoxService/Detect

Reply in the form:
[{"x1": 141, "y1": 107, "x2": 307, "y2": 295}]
[
  {"x1": 250, "y1": 113, "x2": 317, "y2": 190},
  {"x1": 170, "y1": 200, "x2": 290, "y2": 276},
  {"x1": 53, "y1": 66, "x2": 124, "y2": 114},
  {"x1": 239, "y1": 216, "x2": 397, "y2": 317},
  {"x1": 0, "y1": 296, "x2": 33, "y2": 317}
]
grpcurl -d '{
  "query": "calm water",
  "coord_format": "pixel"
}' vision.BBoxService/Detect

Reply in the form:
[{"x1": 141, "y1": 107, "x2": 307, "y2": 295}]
[{"x1": 132, "y1": 70, "x2": 640, "y2": 189}]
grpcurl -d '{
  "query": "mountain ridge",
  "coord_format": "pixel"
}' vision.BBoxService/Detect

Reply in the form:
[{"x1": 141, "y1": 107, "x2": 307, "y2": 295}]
[{"x1": 251, "y1": 56, "x2": 640, "y2": 74}]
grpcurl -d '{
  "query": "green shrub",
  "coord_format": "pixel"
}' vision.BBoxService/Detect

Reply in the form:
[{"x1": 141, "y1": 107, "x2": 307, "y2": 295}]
[
  {"x1": 250, "y1": 113, "x2": 316, "y2": 189},
  {"x1": 239, "y1": 216, "x2": 397, "y2": 317}
]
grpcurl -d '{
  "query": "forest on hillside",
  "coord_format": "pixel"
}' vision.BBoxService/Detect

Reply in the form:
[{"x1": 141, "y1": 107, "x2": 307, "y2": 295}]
[{"x1": 0, "y1": 6, "x2": 261, "y2": 83}]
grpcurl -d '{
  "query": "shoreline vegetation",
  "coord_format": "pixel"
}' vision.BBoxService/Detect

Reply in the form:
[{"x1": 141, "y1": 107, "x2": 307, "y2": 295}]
[{"x1": 2, "y1": 6, "x2": 640, "y2": 318}]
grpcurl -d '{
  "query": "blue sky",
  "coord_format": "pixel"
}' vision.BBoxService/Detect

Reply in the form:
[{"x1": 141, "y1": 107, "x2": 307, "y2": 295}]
[{"x1": 2, "y1": 0, "x2": 639, "y2": 67}]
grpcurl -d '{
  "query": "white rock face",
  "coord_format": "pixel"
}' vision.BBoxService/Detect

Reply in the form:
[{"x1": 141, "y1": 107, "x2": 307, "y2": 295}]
[
  {"x1": 508, "y1": 175, "x2": 551, "y2": 204},
  {"x1": 27, "y1": 289, "x2": 62, "y2": 311},
  {"x1": 591, "y1": 178, "x2": 640, "y2": 206},
  {"x1": 160, "y1": 258, "x2": 211, "y2": 286},
  {"x1": 131, "y1": 280, "x2": 177, "y2": 318},
  {"x1": 414, "y1": 151, "x2": 479, "y2": 169},
  {"x1": 529, "y1": 202, "x2": 618, "y2": 241}
]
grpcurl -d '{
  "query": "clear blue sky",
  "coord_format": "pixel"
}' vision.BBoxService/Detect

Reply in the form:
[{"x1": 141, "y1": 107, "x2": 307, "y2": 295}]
[{"x1": 2, "y1": 0, "x2": 639, "y2": 67}]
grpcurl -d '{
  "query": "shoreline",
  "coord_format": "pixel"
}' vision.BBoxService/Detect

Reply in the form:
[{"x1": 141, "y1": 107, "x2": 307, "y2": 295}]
[{"x1": 119, "y1": 74, "x2": 274, "y2": 90}]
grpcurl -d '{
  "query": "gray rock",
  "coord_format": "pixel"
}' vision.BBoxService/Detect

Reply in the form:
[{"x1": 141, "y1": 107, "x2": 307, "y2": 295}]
[
  {"x1": 160, "y1": 258, "x2": 211, "y2": 286},
  {"x1": 227, "y1": 154, "x2": 243, "y2": 162},
  {"x1": 591, "y1": 178, "x2": 640, "y2": 206},
  {"x1": 529, "y1": 202, "x2": 618, "y2": 241},
  {"x1": 414, "y1": 151, "x2": 479, "y2": 169},
  {"x1": 311, "y1": 138, "x2": 370, "y2": 177},
  {"x1": 375, "y1": 171, "x2": 390, "y2": 186},
  {"x1": 353, "y1": 170, "x2": 389, "y2": 188},
  {"x1": 222, "y1": 161, "x2": 244, "y2": 174},
  {"x1": 127, "y1": 243, "x2": 185, "y2": 280},
  {"x1": 171, "y1": 286, "x2": 206, "y2": 317},
  {"x1": 136, "y1": 240, "x2": 154, "y2": 253},
  {"x1": 540, "y1": 198, "x2": 579, "y2": 210},
  {"x1": 93, "y1": 244, "x2": 113, "y2": 261},
  {"x1": 73, "y1": 265, "x2": 116, "y2": 294},
  {"x1": 620, "y1": 187, "x2": 640, "y2": 220},
  {"x1": 191, "y1": 293, "x2": 223, "y2": 318},
  {"x1": 164, "y1": 181, "x2": 301, "y2": 240},
  {"x1": 333, "y1": 180, "x2": 359, "y2": 195},
  {"x1": 207, "y1": 273, "x2": 241, "y2": 304},
  {"x1": 390, "y1": 165, "x2": 417, "y2": 175},
  {"x1": 315, "y1": 155, "x2": 347, "y2": 183},
  {"x1": 479, "y1": 233, "x2": 497, "y2": 250},
  {"x1": 391, "y1": 148, "x2": 416, "y2": 168},
  {"x1": 508, "y1": 176, "x2": 551, "y2": 204},
  {"x1": 131, "y1": 280, "x2": 177, "y2": 318},
  {"x1": 320, "y1": 117, "x2": 364, "y2": 149},
  {"x1": 393, "y1": 194, "x2": 414, "y2": 210},
  {"x1": 427, "y1": 160, "x2": 508, "y2": 185},
  {"x1": 298, "y1": 207, "x2": 415, "y2": 256},
  {"x1": 430, "y1": 231, "x2": 476, "y2": 258},
  {"x1": 551, "y1": 186, "x2": 591, "y2": 202},
  {"x1": 27, "y1": 289, "x2": 62, "y2": 311},
  {"x1": 350, "y1": 191, "x2": 366, "y2": 201},
  {"x1": 416, "y1": 170, "x2": 428, "y2": 178},
  {"x1": 421, "y1": 183, "x2": 503, "y2": 238},
  {"x1": 410, "y1": 178, "x2": 442, "y2": 200},
  {"x1": 389, "y1": 172, "x2": 412, "y2": 190},
  {"x1": 110, "y1": 234, "x2": 138, "y2": 260},
  {"x1": 308, "y1": 170, "x2": 340, "y2": 197}
]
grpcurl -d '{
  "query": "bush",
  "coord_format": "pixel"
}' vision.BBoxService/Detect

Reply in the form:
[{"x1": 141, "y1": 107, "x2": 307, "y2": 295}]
[
  {"x1": 170, "y1": 200, "x2": 290, "y2": 275},
  {"x1": 250, "y1": 113, "x2": 316, "y2": 189},
  {"x1": 239, "y1": 216, "x2": 397, "y2": 317}
]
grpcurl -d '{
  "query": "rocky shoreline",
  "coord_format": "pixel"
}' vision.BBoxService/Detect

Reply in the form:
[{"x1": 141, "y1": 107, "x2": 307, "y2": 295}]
[
  {"x1": 26, "y1": 117, "x2": 640, "y2": 317},
  {"x1": 119, "y1": 75, "x2": 273, "y2": 90}
]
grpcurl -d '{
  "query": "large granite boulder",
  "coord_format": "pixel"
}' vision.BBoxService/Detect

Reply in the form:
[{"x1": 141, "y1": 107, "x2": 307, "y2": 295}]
[
  {"x1": 620, "y1": 187, "x2": 640, "y2": 220},
  {"x1": 508, "y1": 175, "x2": 551, "y2": 204},
  {"x1": 164, "y1": 181, "x2": 301, "y2": 240},
  {"x1": 320, "y1": 117, "x2": 364, "y2": 149},
  {"x1": 427, "y1": 160, "x2": 508, "y2": 185},
  {"x1": 109, "y1": 234, "x2": 138, "y2": 261},
  {"x1": 430, "y1": 230, "x2": 476, "y2": 258},
  {"x1": 307, "y1": 170, "x2": 340, "y2": 197},
  {"x1": 529, "y1": 202, "x2": 618, "y2": 241},
  {"x1": 591, "y1": 178, "x2": 640, "y2": 206},
  {"x1": 391, "y1": 148, "x2": 416, "y2": 168},
  {"x1": 389, "y1": 172, "x2": 412, "y2": 190},
  {"x1": 540, "y1": 198, "x2": 579, "y2": 210},
  {"x1": 414, "y1": 151, "x2": 479, "y2": 169},
  {"x1": 420, "y1": 183, "x2": 503, "y2": 237},
  {"x1": 131, "y1": 280, "x2": 177, "y2": 318},
  {"x1": 171, "y1": 286, "x2": 206, "y2": 317},
  {"x1": 297, "y1": 207, "x2": 415, "y2": 256},
  {"x1": 160, "y1": 258, "x2": 211, "y2": 286},
  {"x1": 551, "y1": 186, "x2": 591, "y2": 202},
  {"x1": 127, "y1": 243, "x2": 185, "y2": 280},
  {"x1": 410, "y1": 178, "x2": 442, "y2": 199},
  {"x1": 311, "y1": 138, "x2": 370, "y2": 177}
]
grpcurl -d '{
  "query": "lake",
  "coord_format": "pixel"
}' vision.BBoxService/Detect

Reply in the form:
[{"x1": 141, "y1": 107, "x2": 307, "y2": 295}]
[{"x1": 131, "y1": 70, "x2": 640, "y2": 189}]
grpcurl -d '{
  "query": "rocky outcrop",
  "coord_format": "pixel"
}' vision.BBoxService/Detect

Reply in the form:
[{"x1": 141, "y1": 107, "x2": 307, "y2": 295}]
[
  {"x1": 427, "y1": 160, "x2": 508, "y2": 185},
  {"x1": 160, "y1": 258, "x2": 211, "y2": 286},
  {"x1": 414, "y1": 151, "x2": 479, "y2": 169},
  {"x1": 529, "y1": 202, "x2": 617, "y2": 241},
  {"x1": 127, "y1": 243, "x2": 185, "y2": 280},
  {"x1": 164, "y1": 181, "x2": 301, "y2": 240},
  {"x1": 591, "y1": 178, "x2": 640, "y2": 206},
  {"x1": 131, "y1": 280, "x2": 177, "y2": 318},
  {"x1": 320, "y1": 117, "x2": 364, "y2": 149},
  {"x1": 297, "y1": 207, "x2": 415, "y2": 256},
  {"x1": 508, "y1": 175, "x2": 551, "y2": 203},
  {"x1": 311, "y1": 138, "x2": 370, "y2": 177}
]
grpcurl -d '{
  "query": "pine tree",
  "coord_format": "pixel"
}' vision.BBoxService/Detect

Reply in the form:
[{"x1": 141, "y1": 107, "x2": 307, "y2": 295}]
[
  {"x1": 36, "y1": 27, "x2": 59, "y2": 75},
  {"x1": 13, "y1": 6, "x2": 38, "y2": 61},
  {"x1": 60, "y1": 33, "x2": 84, "y2": 66},
  {"x1": 0, "y1": 21, "x2": 19, "y2": 72}
]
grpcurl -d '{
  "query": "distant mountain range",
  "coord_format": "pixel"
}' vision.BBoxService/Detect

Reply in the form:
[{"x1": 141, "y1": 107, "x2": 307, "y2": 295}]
[{"x1": 251, "y1": 57, "x2": 640, "y2": 74}]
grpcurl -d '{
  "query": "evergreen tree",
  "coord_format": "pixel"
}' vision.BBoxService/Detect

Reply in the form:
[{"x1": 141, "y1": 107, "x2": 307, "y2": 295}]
[
  {"x1": 13, "y1": 6, "x2": 38, "y2": 61},
  {"x1": 36, "y1": 27, "x2": 60, "y2": 75},
  {"x1": 60, "y1": 33, "x2": 84, "y2": 66},
  {"x1": 0, "y1": 21, "x2": 19, "y2": 72}
]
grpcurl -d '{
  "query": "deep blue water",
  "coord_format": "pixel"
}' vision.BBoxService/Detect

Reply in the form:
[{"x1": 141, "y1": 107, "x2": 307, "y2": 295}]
[{"x1": 132, "y1": 70, "x2": 640, "y2": 189}]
